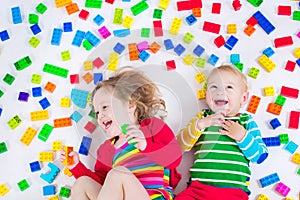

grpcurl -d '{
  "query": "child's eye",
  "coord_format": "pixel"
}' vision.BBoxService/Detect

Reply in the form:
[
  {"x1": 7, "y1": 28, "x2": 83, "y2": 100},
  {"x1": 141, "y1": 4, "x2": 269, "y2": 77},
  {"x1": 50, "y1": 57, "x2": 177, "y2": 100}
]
[
  {"x1": 96, "y1": 111, "x2": 99, "y2": 115},
  {"x1": 210, "y1": 85, "x2": 217, "y2": 89},
  {"x1": 227, "y1": 85, "x2": 233, "y2": 89},
  {"x1": 103, "y1": 106, "x2": 108, "y2": 110}
]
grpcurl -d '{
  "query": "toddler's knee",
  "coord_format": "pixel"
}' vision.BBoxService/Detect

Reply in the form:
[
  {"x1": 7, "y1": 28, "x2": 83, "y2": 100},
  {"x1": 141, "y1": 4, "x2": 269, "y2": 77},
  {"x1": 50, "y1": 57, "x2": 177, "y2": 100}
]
[
  {"x1": 71, "y1": 176, "x2": 90, "y2": 193},
  {"x1": 107, "y1": 166, "x2": 132, "y2": 180}
]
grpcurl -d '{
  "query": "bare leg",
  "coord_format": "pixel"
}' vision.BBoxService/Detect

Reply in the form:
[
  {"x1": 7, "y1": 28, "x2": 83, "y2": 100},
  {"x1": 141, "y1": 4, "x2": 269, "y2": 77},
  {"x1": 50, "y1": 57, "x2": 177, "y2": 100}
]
[
  {"x1": 97, "y1": 166, "x2": 151, "y2": 200},
  {"x1": 71, "y1": 176, "x2": 102, "y2": 200}
]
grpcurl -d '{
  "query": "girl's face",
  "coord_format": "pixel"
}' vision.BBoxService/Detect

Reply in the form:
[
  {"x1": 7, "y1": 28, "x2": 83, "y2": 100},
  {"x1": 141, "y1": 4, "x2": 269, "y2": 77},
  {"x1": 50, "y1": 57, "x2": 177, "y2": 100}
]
[{"x1": 92, "y1": 86, "x2": 137, "y2": 138}]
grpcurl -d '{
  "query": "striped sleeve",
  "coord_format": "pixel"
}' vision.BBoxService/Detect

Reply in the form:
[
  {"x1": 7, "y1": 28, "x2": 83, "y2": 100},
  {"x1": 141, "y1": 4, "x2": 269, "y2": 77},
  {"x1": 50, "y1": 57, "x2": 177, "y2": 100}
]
[
  {"x1": 237, "y1": 115, "x2": 269, "y2": 164},
  {"x1": 176, "y1": 112, "x2": 203, "y2": 151}
]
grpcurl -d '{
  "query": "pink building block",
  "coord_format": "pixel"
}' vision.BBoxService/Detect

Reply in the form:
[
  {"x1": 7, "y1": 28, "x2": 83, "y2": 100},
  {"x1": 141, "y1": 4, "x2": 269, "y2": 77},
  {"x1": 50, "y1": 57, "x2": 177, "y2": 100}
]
[
  {"x1": 84, "y1": 121, "x2": 96, "y2": 133},
  {"x1": 137, "y1": 41, "x2": 149, "y2": 52},
  {"x1": 98, "y1": 26, "x2": 111, "y2": 39},
  {"x1": 92, "y1": 57, "x2": 104, "y2": 69},
  {"x1": 275, "y1": 182, "x2": 290, "y2": 197}
]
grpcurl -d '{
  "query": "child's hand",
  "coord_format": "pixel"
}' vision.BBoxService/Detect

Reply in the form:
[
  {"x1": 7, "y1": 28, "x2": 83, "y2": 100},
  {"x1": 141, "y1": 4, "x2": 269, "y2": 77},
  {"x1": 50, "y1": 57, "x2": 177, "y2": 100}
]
[
  {"x1": 197, "y1": 112, "x2": 225, "y2": 130},
  {"x1": 125, "y1": 125, "x2": 147, "y2": 151},
  {"x1": 220, "y1": 120, "x2": 246, "y2": 142},
  {"x1": 59, "y1": 150, "x2": 80, "y2": 169}
]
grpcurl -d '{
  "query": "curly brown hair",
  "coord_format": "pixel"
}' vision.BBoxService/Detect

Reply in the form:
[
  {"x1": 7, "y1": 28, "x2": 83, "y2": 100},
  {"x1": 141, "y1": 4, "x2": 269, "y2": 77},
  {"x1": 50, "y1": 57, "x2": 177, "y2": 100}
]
[{"x1": 92, "y1": 67, "x2": 167, "y2": 124}]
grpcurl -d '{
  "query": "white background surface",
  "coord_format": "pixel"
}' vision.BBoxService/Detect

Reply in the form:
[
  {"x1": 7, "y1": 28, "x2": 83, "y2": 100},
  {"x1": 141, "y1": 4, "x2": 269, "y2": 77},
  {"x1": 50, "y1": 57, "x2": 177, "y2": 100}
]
[{"x1": 0, "y1": 0, "x2": 300, "y2": 199}]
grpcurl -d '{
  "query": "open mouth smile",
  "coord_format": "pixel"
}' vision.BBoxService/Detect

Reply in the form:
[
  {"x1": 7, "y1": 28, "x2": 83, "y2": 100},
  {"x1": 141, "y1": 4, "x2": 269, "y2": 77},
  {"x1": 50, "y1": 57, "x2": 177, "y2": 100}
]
[
  {"x1": 214, "y1": 100, "x2": 228, "y2": 106},
  {"x1": 103, "y1": 120, "x2": 112, "y2": 129}
]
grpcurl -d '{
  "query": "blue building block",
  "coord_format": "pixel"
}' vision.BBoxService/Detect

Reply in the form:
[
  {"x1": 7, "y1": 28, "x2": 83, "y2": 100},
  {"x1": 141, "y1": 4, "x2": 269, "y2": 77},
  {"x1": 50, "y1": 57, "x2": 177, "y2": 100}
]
[
  {"x1": 93, "y1": 14, "x2": 104, "y2": 26},
  {"x1": 253, "y1": 11, "x2": 275, "y2": 35},
  {"x1": 30, "y1": 24, "x2": 41, "y2": 35},
  {"x1": 296, "y1": 58, "x2": 300, "y2": 67},
  {"x1": 63, "y1": 22, "x2": 73, "y2": 32},
  {"x1": 18, "y1": 92, "x2": 29, "y2": 102},
  {"x1": 43, "y1": 185, "x2": 56, "y2": 195},
  {"x1": 29, "y1": 161, "x2": 41, "y2": 172},
  {"x1": 0, "y1": 30, "x2": 10, "y2": 41},
  {"x1": 174, "y1": 44, "x2": 186, "y2": 56},
  {"x1": 259, "y1": 173, "x2": 280, "y2": 188},
  {"x1": 193, "y1": 44, "x2": 205, "y2": 57},
  {"x1": 113, "y1": 29, "x2": 130, "y2": 37},
  {"x1": 230, "y1": 54, "x2": 240, "y2": 64},
  {"x1": 270, "y1": 118, "x2": 281, "y2": 129},
  {"x1": 207, "y1": 54, "x2": 219, "y2": 66},
  {"x1": 11, "y1": 7, "x2": 22, "y2": 24},
  {"x1": 94, "y1": 73, "x2": 103, "y2": 85},
  {"x1": 224, "y1": 35, "x2": 238, "y2": 50},
  {"x1": 0, "y1": 108, "x2": 2, "y2": 116},
  {"x1": 32, "y1": 87, "x2": 42, "y2": 97},
  {"x1": 79, "y1": 136, "x2": 92, "y2": 155},
  {"x1": 72, "y1": 30, "x2": 85, "y2": 47},
  {"x1": 70, "y1": 111, "x2": 83, "y2": 123},
  {"x1": 40, "y1": 162, "x2": 60, "y2": 184},
  {"x1": 185, "y1": 14, "x2": 197, "y2": 26},
  {"x1": 262, "y1": 136, "x2": 280, "y2": 147},
  {"x1": 39, "y1": 97, "x2": 51, "y2": 110},
  {"x1": 164, "y1": 39, "x2": 174, "y2": 50},
  {"x1": 113, "y1": 42, "x2": 125, "y2": 54},
  {"x1": 71, "y1": 88, "x2": 89, "y2": 109},
  {"x1": 263, "y1": 47, "x2": 275, "y2": 57},
  {"x1": 85, "y1": 31, "x2": 100, "y2": 47},
  {"x1": 285, "y1": 141, "x2": 298, "y2": 154},
  {"x1": 138, "y1": 50, "x2": 150, "y2": 62},
  {"x1": 51, "y1": 28, "x2": 63, "y2": 46}
]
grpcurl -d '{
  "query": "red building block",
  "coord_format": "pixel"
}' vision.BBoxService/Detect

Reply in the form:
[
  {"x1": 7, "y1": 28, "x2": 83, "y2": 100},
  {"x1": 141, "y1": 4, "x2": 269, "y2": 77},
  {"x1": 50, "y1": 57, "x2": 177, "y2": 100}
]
[
  {"x1": 153, "y1": 20, "x2": 163, "y2": 37},
  {"x1": 203, "y1": 21, "x2": 221, "y2": 34},
  {"x1": 79, "y1": 9, "x2": 89, "y2": 20},
  {"x1": 280, "y1": 86, "x2": 299, "y2": 99},
  {"x1": 105, "y1": 0, "x2": 115, "y2": 4},
  {"x1": 247, "y1": 95, "x2": 261, "y2": 114},
  {"x1": 214, "y1": 35, "x2": 225, "y2": 48},
  {"x1": 285, "y1": 60, "x2": 296, "y2": 72},
  {"x1": 289, "y1": 111, "x2": 300, "y2": 129},
  {"x1": 246, "y1": 16, "x2": 258, "y2": 26},
  {"x1": 84, "y1": 121, "x2": 97, "y2": 133},
  {"x1": 274, "y1": 36, "x2": 293, "y2": 48},
  {"x1": 177, "y1": 0, "x2": 202, "y2": 11},
  {"x1": 267, "y1": 103, "x2": 282, "y2": 115},
  {"x1": 166, "y1": 60, "x2": 176, "y2": 70},
  {"x1": 92, "y1": 57, "x2": 104, "y2": 69},
  {"x1": 70, "y1": 74, "x2": 79, "y2": 84},
  {"x1": 278, "y1": 5, "x2": 291, "y2": 16},
  {"x1": 212, "y1": 3, "x2": 221, "y2": 14},
  {"x1": 232, "y1": 0, "x2": 241, "y2": 11}
]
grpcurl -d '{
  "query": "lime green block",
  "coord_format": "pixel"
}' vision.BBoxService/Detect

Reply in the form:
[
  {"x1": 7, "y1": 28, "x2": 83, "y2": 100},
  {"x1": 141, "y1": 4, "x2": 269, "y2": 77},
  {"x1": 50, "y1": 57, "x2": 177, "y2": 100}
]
[
  {"x1": 279, "y1": 133, "x2": 289, "y2": 144},
  {"x1": 28, "y1": 13, "x2": 39, "y2": 24},
  {"x1": 31, "y1": 74, "x2": 42, "y2": 84},
  {"x1": 61, "y1": 50, "x2": 71, "y2": 61},
  {"x1": 234, "y1": 62, "x2": 244, "y2": 72},
  {"x1": 113, "y1": 8, "x2": 123, "y2": 24},
  {"x1": 183, "y1": 32, "x2": 194, "y2": 44},
  {"x1": 36, "y1": 3, "x2": 47, "y2": 14},
  {"x1": 195, "y1": 57, "x2": 206, "y2": 68},
  {"x1": 83, "y1": 40, "x2": 93, "y2": 51},
  {"x1": 7, "y1": 115, "x2": 22, "y2": 130},
  {"x1": 29, "y1": 36, "x2": 40, "y2": 48},
  {"x1": 275, "y1": 95, "x2": 286, "y2": 106},
  {"x1": 131, "y1": 1, "x2": 149, "y2": 16},
  {"x1": 85, "y1": 0, "x2": 102, "y2": 8},
  {"x1": 43, "y1": 63, "x2": 69, "y2": 78}
]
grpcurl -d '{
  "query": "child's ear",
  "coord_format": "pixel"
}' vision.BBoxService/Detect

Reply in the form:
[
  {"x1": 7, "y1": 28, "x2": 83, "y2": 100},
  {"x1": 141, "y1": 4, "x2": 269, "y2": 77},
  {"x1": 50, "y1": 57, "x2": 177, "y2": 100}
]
[{"x1": 241, "y1": 91, "x2": 249, "y2": 105}]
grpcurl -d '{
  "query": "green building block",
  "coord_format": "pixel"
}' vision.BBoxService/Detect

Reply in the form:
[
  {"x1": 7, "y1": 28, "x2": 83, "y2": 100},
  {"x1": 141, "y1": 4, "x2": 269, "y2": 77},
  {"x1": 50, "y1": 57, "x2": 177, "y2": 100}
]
[
  {"x1": 88, "y1": 109, "x2": 96, "y2": 119},
  {"x1": 130, "y1": 1, "x2": 149, "y2": 16},
  {"x1": 83, "y1": 40, "x2": 93, "y2": 51},
  {"x1": 275, "y1": 95, "x2": 286, "y2": 106},
  {"x1": 153, "y1": 9, "x2": 163, "y2": 19},
  {"x1": 7, "y1": 115, "x2": 22, "y2": 130},
  {"x1": 85, "y1": 0, "x2": 102, "y2": 8},
  {"x1": 38, "y1": 124, "x2": 54, "y2": 142},
  {"x1": 43, "y1": 63, "x2": 69, "y2": 78},
  {"x1": 113, "y1": 8, "x2": 123, "y2": 24},
  {"x1": 17, "y1": 179, "x2": 30, "y2": 191},
  {"x1": 195, "y1": 57, "x2": 206, "y2": 68},
  {"x1": 0, "y1": 142, "x2": 8, "y2": 154},
  {"x1": 248, "y1": 67, "x2": 260, "y2": 79},
  {"x1": 14, "y1": 56, "x2": 32, "y2": 71},
  {"x1": 183, "y1": 32, "x2": 194, "y2": 44},
  {"x1": 234, "y1": 62, "x2": 244, "y2": 72},
  {"x1": 298, "y1": 168, "x2": 300, "y2": 175},
  {"x1": 28, "y1": 13, "x2": 39, "y2": 24},
  {"x1": 293, "y1": 11, "x2": 300, "y2": 21},
  {"x1": 31, "y1": 74, "x2": 42, "y2": 84},
  {"x1": 279, "y1": 134, "x2": 289, "y2": 144},
  {"x1": 29, "y1": 36, "x2": 40, "y2": 48},
  {"x1": 247, "y1": 0, "x2": 263, "y2": 7},
  {"x1": 141, "y1": 28, "x2": 150, "y2": 38},
  {"x1": 3, "y1": 73, "x2": 15, "y2": 85},
  {"x1": 36, "y1": 3, "x2": 47, "y2": 14},
  {"x1": 61, "y1": 50, "x2": 71, "y2": 61},
  {"x1": 59, "y1": 187, "x2": 71, "y2": 198},
  {"x1": 0, "y1": 89, "x2": 3, "y2": 98}
]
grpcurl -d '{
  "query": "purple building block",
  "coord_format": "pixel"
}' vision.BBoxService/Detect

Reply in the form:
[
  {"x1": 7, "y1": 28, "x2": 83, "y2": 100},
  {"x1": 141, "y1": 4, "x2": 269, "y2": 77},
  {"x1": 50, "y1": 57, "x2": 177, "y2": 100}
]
[{"x1": 18, "y1": 92, "x2": 29, "y2": 102}]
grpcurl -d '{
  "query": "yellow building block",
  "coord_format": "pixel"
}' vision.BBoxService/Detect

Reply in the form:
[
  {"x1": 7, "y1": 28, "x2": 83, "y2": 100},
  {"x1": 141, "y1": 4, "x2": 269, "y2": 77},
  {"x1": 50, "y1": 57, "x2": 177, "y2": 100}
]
[
  {"x1": 169, "y1": 18, "x2": 182, "y2": 35},
  {"x1": 0, "y1": 184, "x2": 9, "y2": 196},
  {"x1": 48, "y1": 195, "x2": 59, "y2": 200},
  {"x1": 195, "y1": 72, "x2": 206, "y2": 84},
  {"x1": 20, "y1": 127, "x2": 37, "y2": 146},
  {"x1": 107, "y1": 52, "x2": 119, "y2": 71},
  {"x1": 258, "y1": 54, "x2": 276, "y2": 72},
  {"x1": 123, "y1": 16, "x2": 134, "y2": 29},
  {"x1": 83, "y1": 60, "x2": 93, "y2": 71},
  {"x1": 292, "y1": 152, "x2": 300, "y2": 164},
  {"x1": 52, "y1": 141, "x2": 62, "y2": 151},
  {"x1": 30, "y1": 110, "x2": 49, "y2": 121},
  {"x1": 264, "y1": 86, "x2": 275, "y2": 96},
  {"x1": 39, "y1": 152, "x2": 54, "y2": 162},
  {"x1": 293, "y1": 47, "x2": 300, "y2": 58},
  {"x1": 197, "y1": 89, "x2": 206, "y2": 99},
  {"x1": 285, "y1": 198, "x2": 294, "y2": 200},
  {"x1": 55, "y1": 0, "x2": 72, "y2": 8},
  {"x1": 227, "y1": 24, "x2": 237, "y2": 34},
  {"x1": 257, "y1": 193, "x2": 269, "y2": 200},
  {"x1": 159, "y1": 0, "x2": 170, "y2": 10},
  {"x1": 60, "y1": 97, "x2": 71, "y2": 107},
  {"x1": 64, "y1": 168, "x2": 73, "y2": 177},
  {"x1": 183, "y1": 54, "x2": 195, "y2": 65},
  {"x1": 63, "y1": 146, "x2": 74, "y2": 166}
]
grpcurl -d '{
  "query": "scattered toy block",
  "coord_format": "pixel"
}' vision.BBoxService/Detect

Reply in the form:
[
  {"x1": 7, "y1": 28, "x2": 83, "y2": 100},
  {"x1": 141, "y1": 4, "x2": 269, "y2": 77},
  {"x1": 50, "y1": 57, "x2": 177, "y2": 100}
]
[
  {"x1": 247, "y1": 95, "x2": 261, "y2": 114},
  {"x1": 54, "y1": 117, "x2": 72, "y2": 128}
]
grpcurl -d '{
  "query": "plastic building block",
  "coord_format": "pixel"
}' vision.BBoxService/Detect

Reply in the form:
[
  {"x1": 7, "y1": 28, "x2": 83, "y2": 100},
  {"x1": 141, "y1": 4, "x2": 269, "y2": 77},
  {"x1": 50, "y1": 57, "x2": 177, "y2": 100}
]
[
  {"x1": 63, "y1": 22, "x2": 72, "y2": 32},
  {"x1": 195, "y1": 57, "x2": 206, "y2": 68},
  {"x1": 230, "y1": 54, "x2": 240, "y2": 64},
  {"x1": 130, "y1": 1, "x2": 149, "y2": 16},
  {"x1": 7, "y1": 115, "x2": 22, "y2": 130},
  {"x1": 128, "y1": 43, "x2": 139, "y2": 60},
  {"x1": 183, "y1": 32, "x2": 194, "y2": 44},
  {"x1": 224, "y1": 35, "x2": 238, "y2": 50},
  {"x1": 85, "y1": 31, "x2": 100, "y2": 47},
  {"x1": 30, "y1": 110, "x2": 49, "y2": 121},
  {"x1": 289, "y1": 111, "x2": 300, "y2": 129},
  {"x1": 64, "y1": 168, "x2": 72, "y2": 177},
  {"x1": 29, "y1": 161, "x2": 41, "y2": 172},
  {"x1": 177, "y1": 0, "x2": 203, "y2": 11},
  {"x1": 65, "y1": 3, "x2": 79, "y2": 15},
  {"x1": 113, "y1": 42, "x2": 125, "y2": 54},
  {"x1": 48, "y1": 195, "x2": 59, "y2": 200},
  {"x1": 51, "y1": 28, "x2": 63, "y2": 46},
  {"x1": 39, "y1": 152, "x2": 54, "y2": 162},
  {"x1": 94, "y1": 73, "x2": 103, "y2": 85},
  {"x1": 36, "y1": 3, "x2": 47, "y2": 14},
  {"x1": 70, "y1": 111, "x2": 83, "y2": 122},
  {"x1": 113, "y1": 29, "x2": 130, "y2": 37},
  {"x1": 113, "y1": 8, "x2": 123, "y2": 24},
  {"x1": 227, "y1": 24, "x2": 237, "y2": 34},
  {"x1": 98, "y1": 26, "x2": 111, "y2": 39},
  {"x1": 234, "y1": 62, "x2": 243, "y2": 72},
  {"x1": 275, "y1": 182, "x2": 290, "y2": 197},
  {"x1": 183, "y1": 54, "x2": 196, "y2": 66},
  {"x1": 212, "y1": 2, "x2": 221, "y2": 14},
  {"x1": 138, "y1": 50, "x2": 150, "y2": 62},
  {"x1": 149, "y1": 41, "x2": 160, "y2": 53},
  {"x1": 257, "y1": 194, "x2": 269, "y2": 200},
  {"x1": 263, "y1": 47, "x2": 275, "y2": 57},
  {"x1": 153, "y1": 20, "x2": 163, "y2": 37},
  {"x1": 0, "y1": 90, "x2": 4, "y2": 98},
  {"x1": 79, "y1": 136, "x2": 92, "y2": 155},
  {"x1": 192, "y1": 7, "x2": 201, "y2": 17},
  {"x1": 72, "y1": 30, "x2": 85, "y2": 47},
  {"x1": 232, "y1": 0, "x2": 242, "y2": 11},
  {"x1": 164, "y1": 39, "x2": 174, "y2": 50},
  {"x1": 137, "y1": 41, "x2": 149, "y2": 52},
  {"x1": 37, "y1": 123, "x2": 53, "y2": 142},
  {"x1": 61, "y1": 50, "x2": 71, "y2": 61},
  {"x1": 39, "y1": 97, "x2": 50, "y2": 110},
  {"x1": 292, "y1": 152, "x2": 300, "y2": 164},
  {"x1": 123, "y1": 16, "x2": 134, "y2": 28},
  {"x1": 280, "y1": 86, "x2": 299, "y2": 99},
  {"x1": 30, "y1": 24, "x2": 41, "y2": 35},
  {"x1": 17, "y1": 179, "x2": 30, "y2": 191},
  {"x1": 86, "y1": 0, "x2": 102, "y2": 8},
  {"x1": 262, "y1": 136, "x2": 280, "y2": 147},
  {"x1": 83, "y1": 60, "x2": 93, "y2": 71},
  {"x1": 0, "y1": 142, "x2": 8, "y2": 154},
  {"x1": 62, "y1": 146, "x2": 74, "y2": 166},
  {"x1": 270, "y1": 118, "x2": 281, "y2": 129},
  {"x1": 253, "y1": 11, "x2": 275, "y2": 34},
  {"x1": 195, "y1": 72, "x2": 206, "y2": 84},
  {"x1": 166, "y1": 60, "x2": 176, "y2": 70},
  {"x1": 29, "y1": 36, "x2": 40, "y2": 48},
  {"x1": 169, "y1": 18, "x2": 182, "y2": 35},
  {"x1": 279, "y1": 133, "x2": 289, "y2": 144},
  {"x1": 0, "y1": 184, "x2": 9, "y2": 196},
  {"x1": 244, "y1": 24, "x2": 256, "y2": 36},
  {"x1": 93, "y1": 14, "x2": 104, "y2": 26},
  {"x1": 59, "y1": 187, "x2": 71, "y2": 198},
  {"x1": 43, "y1": 63, "x2": 69, "y2": 78},
  {"x1": 185, "y1": 14, "x2": 197, "y2": 26},
  {"x1": 264, "y1": 86, "x2": 275, "y2": 96},
  {"x1": 20, "y1": 127, "x2": 37, "y2": 146},
  {"x1": 247, "y1": 0, "x2": 263, "y2": 7},
  {"x1": 11, "y1": 7, "x2": 22, "y2": 24},
  {"x1": 0, "y1": 107, "x2": 2, "y2": 117},
  {"x1": 267, "y1": 103, "x2": 282, "y2": 115},
  {"x1": 140, "y1": 28, "x2": 150, "y2": 38},
  {"x1": 247, "y1": 95, "x2": 261, "y2": 114},
  {"x1": 3, "y1": 73, "x2": 15, "y2": 85},
  {"x1": 274, "y1": 36, "x2": 293, "y2": 48},
  {"x1": 275, "y1": 95, "x2": 286, "y2": 106},
  {"x1": 40, "y1": 162, "x2": 60, "y2": 184},
  {"x1": 294, "y1": 47, "x2": 300, "y2": 58},
  {"x1": 203, "y1": 21, "x2": 221, "y2": 34},
  {"x1": 14, "y1": 56, "x2": 32, "y2": 71},
  {"x1": 285, "y1": 141, "x2": 298, "y2": 154},
  {"x1": 214, "y1": 35, "x2": 225, "y2": 48},
  {"x1": 207, "y1": 54, "x2": 219, "y2": 66},
  {"x1": 285, "y1": 60, "x2": 296, "y2": 72},
  {"x1": 92, "y1": 57, "x2": 104, "y2": 69},
  {"x1": 84, "y1": 121, "x2": 97, "y2": 134},
  {"x1": 52, "y1": 141, "x2": 62, "y2": 151},
  {"x1": 54, "y1": 117, "x2": 72, "y2": 128},
  {"x1": 44, "y1": 81, "x2": 56, "y2": 93},
  {"x1": 107, "y1": 52, "x2": 119, "y2": 71},
  {"x1": 259, "y1": 173, "x2": 280, "y2": 188},
  {"x1": 79, "y1": 9, "x2": 89, "y2": 20},
  {"x1": 0, "y1": 30, "x2": 10, "y2": 42},
  {"x1": 293, "y1": 10, "x2": 300, "y2": 21},
  {"x1": 153, "y1": 9, "x2": 163, "y2": 19},
  {"x1": 60, "y1": 98, "x2": 71, "y2": 108},
  {"x1": 82, "y1": 72, "x2": 93, "y2": 84},
  {"x1": 246, "y1": 16, "x2": 259, "y2": 26},
  {"x1": 55, "y1": 0, "x2": 72, "y2": 8},
  {"x1": 43, "y1": 185, "x2": 56, "y2": 196},
  {"x1": 28, "y1": 13, "x2": 38, "y2": 24},
  {"x1": 174, "y1": 44, "x2": 186, "y2": 56},
  {"x1": 70, "y1": 74, "x2": 79, "y2": 84},
  {"x1": 258, "y1": 54, "x2": 276, "y2": 72},
  {"x1": 159, "y1": 0, "x2": 170, "y2": 10},
  {"x1": 31, "y1": 74, "x2": 42, "y2": 84},
  {"x1": 193, "y1": 45, "x2": 205, "y2": 57},
  {"x1": 197, "y1": 89, "x2": 205, "y2": 99}
]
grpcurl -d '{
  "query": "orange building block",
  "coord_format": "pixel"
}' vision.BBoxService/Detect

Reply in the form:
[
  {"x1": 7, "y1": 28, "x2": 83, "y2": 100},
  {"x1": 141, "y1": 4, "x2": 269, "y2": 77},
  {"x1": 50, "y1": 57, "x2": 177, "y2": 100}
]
[
  {"x1": 44, "y1": 81, "x2": 56, "y2": 93},
  {"x1": 20, "y1": 127, "x2": 37, "y2": 146},
  {"x1": 82, "y1": 72, "x2": 93, "y2": 84},
  {"x1": 65, "y1": 3, "x2": 79, "y2": 15},
  {"x1": 128, "y1": 43, "x2": 139, "y2": 61},
  {"x1": 267, "y1": 103, "x2": 282, "y2": 115},
  {"x1": 244, "y1": 24, "x2": 256, "y2": 37},
  {"x1": 54, "y1": 117, "x2": 72, "y2": 128},
  {"x1": 62, "y1": 146, "x2": 74, "y2": 166},
  {"x1": 192, "y1": 7, "x2": 201, "y2": 17},
  {"x1": 247, "y1": 95, "x2": 261, "y2": 114},
  {"x1": 149, "y1": 42, "x2": 161, "y2": 54}
]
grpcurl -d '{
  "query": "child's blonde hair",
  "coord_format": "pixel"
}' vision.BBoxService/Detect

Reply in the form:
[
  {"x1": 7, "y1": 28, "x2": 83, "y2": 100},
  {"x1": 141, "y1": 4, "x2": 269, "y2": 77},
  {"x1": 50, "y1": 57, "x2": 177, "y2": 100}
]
[
  {"x1": 207, "y1": 64, "x2": 248, "y2": 92},
  {"x1": 92, "y1": 67, "x2": 166, "y2": 123}
]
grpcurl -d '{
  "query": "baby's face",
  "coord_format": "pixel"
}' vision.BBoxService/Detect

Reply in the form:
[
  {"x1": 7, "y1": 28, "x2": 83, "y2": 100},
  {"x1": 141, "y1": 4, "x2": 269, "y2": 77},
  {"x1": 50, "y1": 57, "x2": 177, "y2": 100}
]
[{"x1": 205, "y1": 70, "x2": 248, "y2": 116}]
